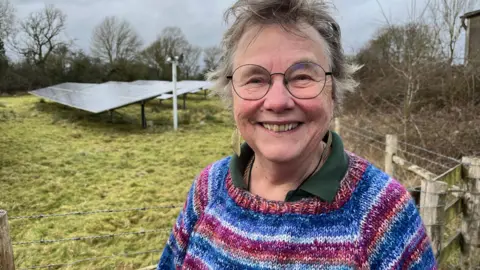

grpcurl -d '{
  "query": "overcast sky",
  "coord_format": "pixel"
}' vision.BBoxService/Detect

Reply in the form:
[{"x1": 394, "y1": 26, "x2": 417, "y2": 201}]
[{"x1": 10, "y1": 0, "x2": 478, "y2": 58}]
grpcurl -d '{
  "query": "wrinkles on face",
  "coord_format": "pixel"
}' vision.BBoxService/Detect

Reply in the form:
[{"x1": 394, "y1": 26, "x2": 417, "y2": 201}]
[{"x1": 232, "y1": 23, "x2": 334, "y2": 178}]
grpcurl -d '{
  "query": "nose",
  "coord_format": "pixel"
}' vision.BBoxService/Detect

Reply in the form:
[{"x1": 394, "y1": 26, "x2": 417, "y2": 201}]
[{"x1": 262, "y1": 75, "x2": 295, "y2": 112}]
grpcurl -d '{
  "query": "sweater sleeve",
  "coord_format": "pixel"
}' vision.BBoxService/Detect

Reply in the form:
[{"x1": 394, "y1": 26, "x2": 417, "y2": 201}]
[
  {"x1": 362, "y1": 178, "x2": 437, "y2": 269},
  {"x1": 157, "y1": 165, "x2": 211, "y2": 270}
]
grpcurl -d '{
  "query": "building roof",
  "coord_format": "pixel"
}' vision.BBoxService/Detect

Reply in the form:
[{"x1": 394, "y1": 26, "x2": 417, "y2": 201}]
[{"x1": 461, "y1": 9, "x2": 480, "y2": 19}]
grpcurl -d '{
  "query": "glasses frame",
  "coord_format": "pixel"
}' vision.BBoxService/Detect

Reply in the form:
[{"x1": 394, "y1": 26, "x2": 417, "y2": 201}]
[{"x1": 226, "y1": 62, "x2": 333, "y2": 101}]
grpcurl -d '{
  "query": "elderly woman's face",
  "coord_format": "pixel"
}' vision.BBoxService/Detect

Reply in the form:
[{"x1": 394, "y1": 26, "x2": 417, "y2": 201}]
[{"x1": 232, "y1": 23, "x2": 334, "y2": 164}]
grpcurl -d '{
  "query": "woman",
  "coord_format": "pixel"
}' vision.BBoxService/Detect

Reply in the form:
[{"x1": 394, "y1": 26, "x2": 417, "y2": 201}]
[{"x1": 158, "y1": 0, "x2": 436, "y2": 269}]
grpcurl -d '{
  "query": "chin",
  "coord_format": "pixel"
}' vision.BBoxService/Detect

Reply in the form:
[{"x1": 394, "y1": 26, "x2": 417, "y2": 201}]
[{"x1": 255, "y1": 143, "x2": 302, "y2": 164}]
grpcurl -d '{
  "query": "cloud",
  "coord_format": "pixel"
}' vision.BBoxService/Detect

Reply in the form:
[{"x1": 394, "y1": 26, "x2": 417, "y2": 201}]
[{"x1": 9, "y1": 0, "x2": 477, "y2": 59}]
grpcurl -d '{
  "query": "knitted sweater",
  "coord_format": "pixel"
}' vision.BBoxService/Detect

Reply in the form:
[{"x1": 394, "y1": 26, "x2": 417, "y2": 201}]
[{"x1": 157, "y1": 152, "x2": 437, "y2": 269}]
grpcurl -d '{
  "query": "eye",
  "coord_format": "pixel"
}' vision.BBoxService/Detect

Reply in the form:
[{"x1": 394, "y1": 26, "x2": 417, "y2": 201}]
[
  {"x1": 246, "y1": 76, "x2": 268, "y2": 84},
  {"x1": 292, "y1": 74, "x2": 314, "y2": 81}
]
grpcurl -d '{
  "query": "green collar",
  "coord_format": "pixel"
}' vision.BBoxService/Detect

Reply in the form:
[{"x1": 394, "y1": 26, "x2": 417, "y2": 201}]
[{"x1": 228, "y1": 131, "x2": 349, "y2": 202}]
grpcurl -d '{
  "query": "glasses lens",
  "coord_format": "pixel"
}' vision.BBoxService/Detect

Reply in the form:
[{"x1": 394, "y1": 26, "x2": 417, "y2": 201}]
[
  {"x1": 231, "y1": 65, "x2": 270, "y2": 100},
  {"x1": 285, "y1": 62, "x2": 327, "y2": 98}
]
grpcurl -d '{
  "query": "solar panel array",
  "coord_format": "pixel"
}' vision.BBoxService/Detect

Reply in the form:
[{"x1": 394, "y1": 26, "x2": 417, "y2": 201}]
[
  {"x1": 157, "y1": 80, "x2": 212, "y2": 100},
  {"x1": 29, "y1": 80, "x2": 212, "y2": 113}
]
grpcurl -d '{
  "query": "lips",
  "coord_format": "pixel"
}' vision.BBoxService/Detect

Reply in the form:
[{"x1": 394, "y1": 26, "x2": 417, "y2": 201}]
[{"x1": 260, "y1": 122, "x2": 301, "y2": 132}]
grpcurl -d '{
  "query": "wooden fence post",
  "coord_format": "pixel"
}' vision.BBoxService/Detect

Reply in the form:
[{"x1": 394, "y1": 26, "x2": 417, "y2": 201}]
[
  {"x1": 334, "y1": 118, "x2": 341, "y2": 135},
  {"x1": 419, "y1": 180, "x2": 448, "y2": 256},
  {"x1": 385, "y1": 134, "x2": 398, "y2": 177},
  {"x1": 0, "y1": 210, "x2": 15, "y2": 270},
  {"x1": 461, "y1": 157, "x2": 480, "y2": 269}
]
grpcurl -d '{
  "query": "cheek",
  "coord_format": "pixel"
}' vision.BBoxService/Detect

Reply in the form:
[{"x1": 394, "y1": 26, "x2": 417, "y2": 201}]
[
  {"x1": 234, "y1": 97, "x2": 262, "y2": 115},
  {"x1": 233, "y1": 99, "x2": 257, "y2": 126},
  {"x1": 302, "y1": 97, "x2": 333, "y2": 121}
]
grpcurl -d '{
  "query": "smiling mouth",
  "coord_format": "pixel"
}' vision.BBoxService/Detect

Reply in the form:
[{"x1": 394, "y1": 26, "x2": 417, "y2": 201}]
[{"x1": 259, "y1": 123, "x2": 301, "y2": 132}]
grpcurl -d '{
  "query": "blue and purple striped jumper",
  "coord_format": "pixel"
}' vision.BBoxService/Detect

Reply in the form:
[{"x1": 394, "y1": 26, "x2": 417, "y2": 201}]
[{"x1": 157, "y1": 152, "x2": 437, "y2": 269}]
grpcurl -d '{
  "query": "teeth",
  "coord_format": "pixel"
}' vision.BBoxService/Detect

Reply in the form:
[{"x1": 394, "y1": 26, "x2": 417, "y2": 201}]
[{"x1": 262, "y1": 123, "x2": 299, "y2": 132}]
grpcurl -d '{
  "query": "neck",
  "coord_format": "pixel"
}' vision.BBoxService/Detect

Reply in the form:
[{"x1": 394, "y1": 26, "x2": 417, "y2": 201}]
[{"x1": 249, "y1": 139, "x2": 329, "y2": 199}]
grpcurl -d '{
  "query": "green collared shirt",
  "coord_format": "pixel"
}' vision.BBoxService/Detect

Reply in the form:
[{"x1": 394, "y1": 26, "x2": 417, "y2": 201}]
[{"x1": 228, "y1": 131, "x2": 349, "y2": 202}]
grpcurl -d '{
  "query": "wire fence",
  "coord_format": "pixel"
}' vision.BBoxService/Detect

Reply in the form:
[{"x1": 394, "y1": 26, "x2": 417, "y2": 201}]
[
  {"x1": 340, "y1": 125, "x2": 466, "y2": 170},
  {"x1": 19, "y1": 249, "x2": 162, "y2": 270},
  {"x1": 396, "y1": 148, "x2": 452, "y2": 169},
  {"x1": 10, "y1": 205, "x2": 183, "y2": 220},
  {"x1": 6, "y1": 205, "x2": 182, "y2": 269},
  {"x1": 342, "y1": 126, "x2": 387, "y2": 146},
  {"x1": 12, "y1": 229, "x2": 171, "y2": 246},
  {"x1": 340, "y1": 121, "x2": 464, "y2": 158}
]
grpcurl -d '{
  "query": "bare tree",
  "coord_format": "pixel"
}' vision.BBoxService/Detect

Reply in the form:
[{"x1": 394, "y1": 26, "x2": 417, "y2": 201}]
[
  {"x1": 0, "y1": 0, "x2": 15, "y2": 40},
  {"x1": 141, "y1": 26, "x2": 189, "y2": 79},
  {"x1": 203, "y1": 46, "x2": 222, "y2": 73},
  {"x1": 91, "y1": 16, "x2": 142, "y2": 65},
  {"x1": 366, "y1": 0, "x2": 445, "y2": 146},
  {"x1": 13, "y1": 4, "x2": 68, "y2": 67},
  {"x1": 157, "y1": 26, "x2": 189, "y2": 57},
  {"x1": 429, "y1": 0, "x2": 476, "y2": 65},
  {"x1": 141, "y1": 39, "x2": 164, "y2": 78},
  {"x1": 179, "y1": 44, "x2": 201, "y2": 79}
]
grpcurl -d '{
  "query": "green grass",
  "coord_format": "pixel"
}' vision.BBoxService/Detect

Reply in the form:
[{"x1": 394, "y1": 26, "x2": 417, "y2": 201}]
[
  {"x1": 0, "y1": 93, "x2": 234, "y2": 269},
  {"x1": 1, "y1": 93, "x2": 467, "y2": 269}
]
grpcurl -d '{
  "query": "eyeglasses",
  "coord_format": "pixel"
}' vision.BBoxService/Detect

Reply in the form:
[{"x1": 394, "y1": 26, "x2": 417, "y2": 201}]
[{"x1": 226, "y1": 62, "x2": 332, "y2": 100}]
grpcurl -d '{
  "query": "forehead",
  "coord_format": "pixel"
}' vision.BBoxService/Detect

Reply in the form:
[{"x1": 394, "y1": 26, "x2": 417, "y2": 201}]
[{"x1": 233, "y1": 23, "x2": 330, "y2": 70}]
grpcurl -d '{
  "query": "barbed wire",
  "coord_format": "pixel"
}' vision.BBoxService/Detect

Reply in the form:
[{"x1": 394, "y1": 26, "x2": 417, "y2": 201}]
[
  {"x1": 345, "y1": 133, "x2": 385, "y2": 153},
  {"x1": 342, "y1": 127, "x2": 452, "y2": 170},
  {"x1": 396, "y1": 148, "x2": 451, "y2": 169},
  {"x1": 397, "y1": 140, "x2": 462, "y2": 164},
  {"x1": 10, "y1": 205, "x2": 183, "y2": 220},
  {"x1": 364, "y1": 142, "x2": 385, "y2": 153},
  {"x1": 342, "y1": 127, "x2": 387, "y2": 146},
  {"x1": 12, "y1": 228, "x2": 171, "y2": 246},
  {"x1": 340, "y1": 122, "x2": 386, "y2": 139},
  {"x1": 340, "y1": 122, "x2": 462, "y2": 165},
  {"x1": 19, "y1": 249, "x2": 161, "y2": 269}
]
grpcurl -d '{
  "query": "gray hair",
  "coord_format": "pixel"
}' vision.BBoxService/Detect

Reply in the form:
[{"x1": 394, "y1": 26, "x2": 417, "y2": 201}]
[{"x1": 206, "y1": 0, "x2": 360, "y2": 111}]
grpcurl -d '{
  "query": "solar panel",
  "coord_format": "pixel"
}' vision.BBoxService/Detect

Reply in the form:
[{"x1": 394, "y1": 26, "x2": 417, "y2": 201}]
[
  {"x1": 29, "y1": 82, "x2": 166, "y2": 113},
  {"x1": 29, "y1": 80, "x2": 213, "y2": 128},
  {"x1": 130, "y1": 80, "x2": 170, "y2": 86},
  {"x1": 155, "y1": 80, "x2": 212, "y2": 99},
  {"x1": 53, "y1": 82, "x2": 98, "y2": 91}
]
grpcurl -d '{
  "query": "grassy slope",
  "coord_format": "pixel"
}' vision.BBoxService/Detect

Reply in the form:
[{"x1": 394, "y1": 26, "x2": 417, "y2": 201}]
[{"x1": 0, "y1": 94, "x2": 233, "y2": 269}]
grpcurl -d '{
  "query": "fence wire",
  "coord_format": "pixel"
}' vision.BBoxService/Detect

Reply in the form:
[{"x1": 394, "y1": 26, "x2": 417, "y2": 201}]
[
  {"x1": 398, "y1": 140, "x2": 462, "y2": 164},
  {"x1": 341, "y1": 121, "x2": 462, "y2": 165},
  {"x1": 19, "y1": 249, "x2": 161, "y2": 269},
  {"x1": 342, "y1": 127, "x2": 387, "y2": 146},
  {"x1": 364, "y1": 143, "x2": 385, "y2": 153},
  {"x1": 10, "y1": 205, "x2": 183, "y2": 220},
  {"x1": 340, "y1": 122, "x2": 385, "y2": 139},
  {"x1": 344, "y1": 133, "x2": 385, "y2": 153},
  {"x1": 342, "y1": 127, "x2": 452, "y2": 171},
  {"x1": 12, "y1": 228, "x2": 171, "y2": 246},
  {"x1": 396, "y1": 148, "x2": 451, "y2": 169}
]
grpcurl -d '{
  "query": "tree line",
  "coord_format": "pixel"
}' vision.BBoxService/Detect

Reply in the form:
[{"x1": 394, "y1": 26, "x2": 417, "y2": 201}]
[{"x1": 0, "y1": 1, "x2": 222, "y2": 94}]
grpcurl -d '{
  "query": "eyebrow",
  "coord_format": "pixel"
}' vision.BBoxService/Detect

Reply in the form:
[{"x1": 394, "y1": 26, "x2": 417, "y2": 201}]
[
  {"x1": 243, "y1": 66, "x2": 268, "y2": 77},
  {"x1": 291, "y1": 58, "x2": 319, "y2": 66}
]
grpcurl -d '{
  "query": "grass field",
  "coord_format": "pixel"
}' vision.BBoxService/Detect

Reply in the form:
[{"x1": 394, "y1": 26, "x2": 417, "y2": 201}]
[
  {"x1": 0, "y1": 92, "x2": 463, "y2": 269},
  {"x1": 0, "y1": 93, "x2": 234, "y2": 269}
]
